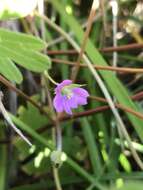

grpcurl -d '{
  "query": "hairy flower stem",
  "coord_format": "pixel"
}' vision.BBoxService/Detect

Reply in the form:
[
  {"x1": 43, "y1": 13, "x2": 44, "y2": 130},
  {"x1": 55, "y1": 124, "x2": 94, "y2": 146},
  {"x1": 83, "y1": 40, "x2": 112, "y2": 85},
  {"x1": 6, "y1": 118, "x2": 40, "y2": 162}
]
[
  {"x1": 43, "y1": 76, "x2": 62, "y2": 151},
  {"x1": 44, "y1": 71, "x2": 59, "y2": 85},
  {"x1": 38, "y1": 1, "x2": 62, "y2": 188},
  {"x1": 56, "y1": 121, "x2": 62, "y2": 151},
  {"x1": 53, "y1": 166, "x2": 63, "y2": 190}
]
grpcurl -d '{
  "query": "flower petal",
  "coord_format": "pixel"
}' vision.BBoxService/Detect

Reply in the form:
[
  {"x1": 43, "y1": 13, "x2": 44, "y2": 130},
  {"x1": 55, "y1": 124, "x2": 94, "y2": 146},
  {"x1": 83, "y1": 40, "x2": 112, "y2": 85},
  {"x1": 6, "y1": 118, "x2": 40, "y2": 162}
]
[
  {"x1": 55, "y1": 80, "x2": 72, "y2": 94},
  {"x1": 67, "y1": 95, "x2": 78, "y2": 109},
  {"x1": 53, "y1": 80, "x2": 89, "y2": 115},
  {"x1": 73, "y1": 87, "x2": 89, "y2": 98},
  {"x1": 76, "y1": 96, "x2": 87, "y2": 105},
  {"x1": 72, "y1": 88, "x2": 89, "y2": 106},
  {"x1": 63, "y1": 97, "x2": 72, "y2": 115},
  {"x1": 53, "y1": 94, "x2": 64, "y2": 113}
]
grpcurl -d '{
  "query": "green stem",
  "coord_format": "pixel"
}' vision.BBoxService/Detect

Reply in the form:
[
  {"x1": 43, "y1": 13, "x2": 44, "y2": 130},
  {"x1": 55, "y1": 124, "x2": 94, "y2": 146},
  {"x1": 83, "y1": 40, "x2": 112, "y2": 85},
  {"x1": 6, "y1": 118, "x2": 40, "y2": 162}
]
[
  {"x1": 53, "y1": 167, "x2": 63, "y2": 190},
  {"x1": 44, "y1": 71, "x2": 59, "y2": 85}
]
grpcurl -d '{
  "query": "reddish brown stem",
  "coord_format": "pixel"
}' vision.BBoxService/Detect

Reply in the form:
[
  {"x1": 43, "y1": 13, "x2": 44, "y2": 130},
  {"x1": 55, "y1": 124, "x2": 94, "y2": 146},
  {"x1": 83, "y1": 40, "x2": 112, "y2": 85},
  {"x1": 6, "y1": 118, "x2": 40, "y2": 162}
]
[
  {"x1": 51, "y1": 58, "x2": 143, "y2": 74},
  {"x1": 47, "y1": 43, "x2": 143, "y2": 55},
  {"x1": 70, "y1": 0, "x2": 97, "y2": 81},
  {"x1": 37, "y1": 92, "x2": 143, "y2": 134},
  {"x1": 0, "y1": 75, "x2": 49, "y2": 117}
]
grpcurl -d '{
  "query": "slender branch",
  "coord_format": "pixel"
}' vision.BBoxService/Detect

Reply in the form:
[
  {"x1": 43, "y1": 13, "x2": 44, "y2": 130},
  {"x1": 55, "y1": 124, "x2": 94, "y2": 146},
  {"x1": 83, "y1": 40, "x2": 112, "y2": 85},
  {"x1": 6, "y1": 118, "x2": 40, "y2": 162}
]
[
  {"x1": 0, "y1": 75, "x2": 49, "y2": 117},
  {"x1": 89, "y1": 96, "x2": 143, "y2": 120},
  {"x1": 51, "y1": 58, "x2": 143, "y2": 74},
  {"x1": 46, "y1": 6, "x2": 104, "y2": 48},
  {"x1": 101, "y1": 43, "x2": 143, "y2": 53},
  {"x1": 47, "y1": 43, "x2": 143, "y2": 55},
  {"x1": 100, "y1": 0, "x2": 108, "y2": 38},
  {"x1": 71, "y1": 0, "x2": 97, "y2": 81},
  {"x1": 44, "y1": 71, "x2": 59, "y2": 85},
  {"x1": 38, "y1": 90, "x2": 143, "y2": 133},
  {"x1": 59, "y1": 106, "x2": 110, "y2": 121},
  {"x1": 132, "y1": 91, "x2": 143, "y2": 100},
  {"x1": 60, "y1": 100, "x2": 143, "y2": 122}
]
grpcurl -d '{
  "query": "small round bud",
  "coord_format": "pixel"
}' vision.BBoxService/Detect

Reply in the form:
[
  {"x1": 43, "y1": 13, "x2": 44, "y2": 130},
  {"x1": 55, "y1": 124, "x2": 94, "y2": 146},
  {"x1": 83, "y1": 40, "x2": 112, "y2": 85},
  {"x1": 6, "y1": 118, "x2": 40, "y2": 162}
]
[{"x1": 50, "y1": 150, "x2": 63, "y2": 168}]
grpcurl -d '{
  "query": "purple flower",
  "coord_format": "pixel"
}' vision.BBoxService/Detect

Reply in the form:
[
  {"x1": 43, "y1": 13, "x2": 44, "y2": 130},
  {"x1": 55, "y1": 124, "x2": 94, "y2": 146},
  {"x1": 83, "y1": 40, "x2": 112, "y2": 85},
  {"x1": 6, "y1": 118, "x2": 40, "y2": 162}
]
[{"x1": 53, "y1": 80, "x2": 89, "y2": 115}]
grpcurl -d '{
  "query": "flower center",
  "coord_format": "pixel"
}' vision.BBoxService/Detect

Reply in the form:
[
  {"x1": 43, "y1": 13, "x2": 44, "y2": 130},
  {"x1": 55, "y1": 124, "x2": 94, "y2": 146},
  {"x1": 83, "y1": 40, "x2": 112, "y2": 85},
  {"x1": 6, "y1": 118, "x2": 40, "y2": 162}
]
[{"x1": 61, "y1": 86, "x2": 73, "y2": 99}]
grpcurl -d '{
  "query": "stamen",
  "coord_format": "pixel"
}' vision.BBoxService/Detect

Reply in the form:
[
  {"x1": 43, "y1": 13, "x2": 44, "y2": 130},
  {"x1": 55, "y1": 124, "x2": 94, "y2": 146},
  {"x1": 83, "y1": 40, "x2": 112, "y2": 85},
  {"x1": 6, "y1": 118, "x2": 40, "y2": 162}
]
[
  {"x1": 61, "y1": 86, "x2": 73, "y2": 99},
  {"x1": 67, "y1": 92, "x2": 73, "y2": 99}
]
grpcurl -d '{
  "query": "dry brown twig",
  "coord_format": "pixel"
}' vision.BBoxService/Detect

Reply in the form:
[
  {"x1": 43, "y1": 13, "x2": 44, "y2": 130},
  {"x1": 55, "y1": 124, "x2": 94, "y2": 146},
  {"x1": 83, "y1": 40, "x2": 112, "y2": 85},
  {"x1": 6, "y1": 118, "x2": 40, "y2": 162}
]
[
  {"x1": 70, "y1": 0, "x2": 97, "y2": 81},
  {"x1": 51, "y1": 58, "x2": 143, "y2": 74},
  {"x1": 47, "y1": 43, "x2": 143, "y2": 55}
]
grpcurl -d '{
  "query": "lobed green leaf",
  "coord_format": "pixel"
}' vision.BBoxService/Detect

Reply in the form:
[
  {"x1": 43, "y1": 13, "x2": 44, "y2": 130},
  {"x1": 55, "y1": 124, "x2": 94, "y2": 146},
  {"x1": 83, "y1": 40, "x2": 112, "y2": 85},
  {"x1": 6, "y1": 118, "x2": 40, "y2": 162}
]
[
  {"x1": 0, "y1": 28, "x2": 46, "y2": 50},
  {"x1": 0, "y1": 57, "x2": 22, "y2": 84}
]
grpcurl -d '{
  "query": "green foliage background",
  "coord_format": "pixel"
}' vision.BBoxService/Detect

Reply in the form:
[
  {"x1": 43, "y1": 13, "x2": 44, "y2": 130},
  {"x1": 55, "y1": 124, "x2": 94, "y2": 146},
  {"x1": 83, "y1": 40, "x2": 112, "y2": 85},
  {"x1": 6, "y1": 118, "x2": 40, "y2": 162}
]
[{"x1": 0, "y1": 0, "x2": 143, "y2": 190}]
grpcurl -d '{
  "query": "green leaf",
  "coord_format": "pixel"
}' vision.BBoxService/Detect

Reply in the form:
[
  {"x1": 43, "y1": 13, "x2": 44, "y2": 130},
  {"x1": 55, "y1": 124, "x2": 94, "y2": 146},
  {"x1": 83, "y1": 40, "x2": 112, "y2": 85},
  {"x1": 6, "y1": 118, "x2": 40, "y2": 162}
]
[
  {"x1": 111, "y1": 181, "x2": 143, "y2": 190},
  {"x1": 0, "y1": 57, "x2": 22, "y2": 84},
  {"x1": 0, "y1": 28, "x2": 46, "y2": 50},
  {"x1": 18, "y1": 96, "x2": 48, "y2": 130},
  {"x1": 0, "y1": 44, "x2": 51, "y2": 72},
  {"x1": 79, "y1": 107, "x2": 102, "y2": 176},
  {"x1": 0, "y1": 29, "x2": 51, "y2": 83}
]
